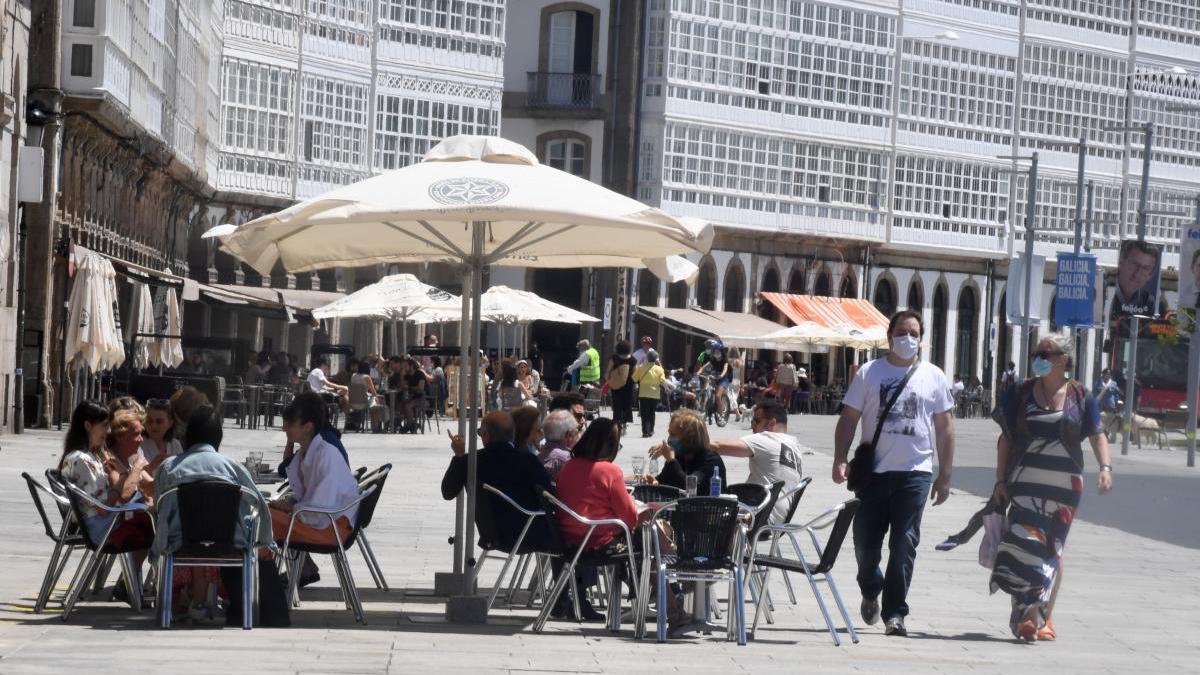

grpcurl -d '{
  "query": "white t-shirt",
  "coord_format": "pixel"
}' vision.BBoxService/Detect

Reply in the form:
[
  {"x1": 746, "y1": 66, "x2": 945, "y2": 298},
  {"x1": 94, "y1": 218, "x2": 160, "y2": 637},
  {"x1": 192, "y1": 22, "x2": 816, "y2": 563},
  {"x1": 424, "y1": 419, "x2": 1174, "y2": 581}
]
[
  {"x1": 138, "y1": 438, "x2": 183, "y2": 464},
  {"x1": 741, "y1": 431, "x2": 803, "y2": 522},
  {"x1": 632, "y1": 348, "x2": 649, "y2": 365},
  {"x1": 308, "y1": 368, "x2": 332, "y2": 393},
  {"x1": 842, "y1": 358, "x2": 953, "y2": 474}
]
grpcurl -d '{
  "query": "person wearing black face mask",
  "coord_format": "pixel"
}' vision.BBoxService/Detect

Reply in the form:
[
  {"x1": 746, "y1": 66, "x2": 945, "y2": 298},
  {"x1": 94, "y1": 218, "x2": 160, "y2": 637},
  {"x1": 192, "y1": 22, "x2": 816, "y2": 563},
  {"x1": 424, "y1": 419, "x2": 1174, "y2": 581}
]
[{"x1": 832, "y1": 310, "x2": 956, "y2": 638}]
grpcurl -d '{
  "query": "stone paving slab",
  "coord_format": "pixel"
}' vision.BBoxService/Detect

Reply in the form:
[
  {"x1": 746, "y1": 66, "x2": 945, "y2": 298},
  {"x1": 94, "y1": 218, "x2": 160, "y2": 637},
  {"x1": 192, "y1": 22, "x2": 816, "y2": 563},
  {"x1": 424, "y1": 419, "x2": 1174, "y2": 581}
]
[{"x1": 1, "y1": 412, "x2": 1198, "y2": 674}]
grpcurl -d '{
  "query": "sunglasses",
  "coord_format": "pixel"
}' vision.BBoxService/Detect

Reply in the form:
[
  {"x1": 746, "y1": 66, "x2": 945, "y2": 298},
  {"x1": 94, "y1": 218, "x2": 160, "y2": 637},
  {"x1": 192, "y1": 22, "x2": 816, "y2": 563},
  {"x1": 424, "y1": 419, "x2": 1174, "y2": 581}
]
[
  {"x1": 572, "y1": 412, "x2": 586, "y2": 421},
  {"x1": 1032, "y1": 350, "x2": 1064, "y2": 359}
]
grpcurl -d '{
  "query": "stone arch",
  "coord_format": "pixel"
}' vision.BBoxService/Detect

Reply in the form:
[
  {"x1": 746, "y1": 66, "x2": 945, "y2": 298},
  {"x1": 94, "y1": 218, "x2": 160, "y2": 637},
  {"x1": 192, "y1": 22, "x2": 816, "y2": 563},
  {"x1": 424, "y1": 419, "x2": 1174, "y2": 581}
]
[
  {"x1": 955, "y1": 283, "x2": 979, "y2": 379},
  {"x1": 873, "y1": 274, "x2": 897, "y2": 317},
  {"x1": 760, "y1": 262, "x2": 781, "y2": 320},
  {"x1": 931, "y1": 282, "x2": 949, "y2": 370},
  {"x1": 906, "y1": 277, "x2": 924, "y2": 311},
  {"x1": 788, "y1": 265, "x2": 806, "y2": 294},
  {"x1": 813, "y1": 265, "x2": 833, "y2": 297},
  {"x1": 839, "y1": 271, "x2": 857, "y2": 299},
  {"x1": 723, "y1": 257, "x2": 746, "y2": 313},
  {"x1": 696, "y1": 255, "x2": 717, "y2": 310}
]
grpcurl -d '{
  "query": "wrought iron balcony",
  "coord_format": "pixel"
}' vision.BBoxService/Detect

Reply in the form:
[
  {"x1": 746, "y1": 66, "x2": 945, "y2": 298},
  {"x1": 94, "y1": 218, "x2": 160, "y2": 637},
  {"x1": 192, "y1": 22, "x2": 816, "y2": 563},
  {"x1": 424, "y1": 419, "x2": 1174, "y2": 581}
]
[{"x1": 526, "y1": 72, "x2": 602, "y2": 109}]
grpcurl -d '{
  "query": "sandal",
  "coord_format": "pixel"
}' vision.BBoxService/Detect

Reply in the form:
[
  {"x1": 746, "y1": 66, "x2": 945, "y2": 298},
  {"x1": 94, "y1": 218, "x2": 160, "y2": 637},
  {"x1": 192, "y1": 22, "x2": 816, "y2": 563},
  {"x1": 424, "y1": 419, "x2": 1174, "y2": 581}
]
[
  {"x1": 1016, "y1": 618, "x2": 1038, "y2": 643},
  {"x1": 1036, "y1": 618, "x2": 1056, "y2": 641}
]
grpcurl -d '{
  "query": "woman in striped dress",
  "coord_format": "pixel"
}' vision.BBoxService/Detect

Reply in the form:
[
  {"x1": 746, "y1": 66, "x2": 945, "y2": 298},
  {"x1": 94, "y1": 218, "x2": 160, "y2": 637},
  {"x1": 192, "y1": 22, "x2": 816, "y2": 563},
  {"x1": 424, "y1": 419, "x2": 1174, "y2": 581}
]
[{"x1": 990, "y1": 332, "x2": 1113, "y2": 642}]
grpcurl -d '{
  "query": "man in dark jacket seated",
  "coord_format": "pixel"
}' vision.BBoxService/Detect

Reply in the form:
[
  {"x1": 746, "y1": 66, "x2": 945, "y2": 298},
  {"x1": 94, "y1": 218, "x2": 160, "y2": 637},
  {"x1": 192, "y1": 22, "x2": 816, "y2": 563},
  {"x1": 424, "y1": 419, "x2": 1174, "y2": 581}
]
[{"x1": 442, "y1": 411, "x2": 553, "y2": 552}]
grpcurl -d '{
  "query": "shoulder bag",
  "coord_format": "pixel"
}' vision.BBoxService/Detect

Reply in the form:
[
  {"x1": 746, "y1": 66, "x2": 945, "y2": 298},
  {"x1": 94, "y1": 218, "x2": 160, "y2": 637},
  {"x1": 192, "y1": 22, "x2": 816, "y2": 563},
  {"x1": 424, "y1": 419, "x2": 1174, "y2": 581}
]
[{"x1": 847, "y1": 360, "x2": 920, "y2": 493}]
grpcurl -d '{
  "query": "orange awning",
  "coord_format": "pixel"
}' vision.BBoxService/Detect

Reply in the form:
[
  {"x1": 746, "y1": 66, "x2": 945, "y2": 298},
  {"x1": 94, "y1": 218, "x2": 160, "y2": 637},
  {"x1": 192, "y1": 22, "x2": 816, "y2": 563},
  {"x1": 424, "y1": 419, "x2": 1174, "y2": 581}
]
[{"x1": 760, "y1": 293, "x2": 888, "y2": 332}]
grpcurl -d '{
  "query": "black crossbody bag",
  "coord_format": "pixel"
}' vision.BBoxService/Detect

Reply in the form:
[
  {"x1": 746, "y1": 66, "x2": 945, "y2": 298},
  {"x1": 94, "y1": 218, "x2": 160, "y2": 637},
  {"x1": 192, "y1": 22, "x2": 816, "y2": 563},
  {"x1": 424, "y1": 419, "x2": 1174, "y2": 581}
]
[{"x1": 847, "y1": 360, "x2": 920, "y2": 493}]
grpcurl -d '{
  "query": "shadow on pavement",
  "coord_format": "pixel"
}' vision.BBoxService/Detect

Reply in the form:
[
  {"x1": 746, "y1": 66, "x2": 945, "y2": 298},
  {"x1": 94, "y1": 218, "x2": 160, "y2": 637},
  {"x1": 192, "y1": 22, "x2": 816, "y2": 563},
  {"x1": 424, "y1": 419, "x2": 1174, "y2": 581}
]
[{"x1": 951, "y1": 465, "x2": 1200, "y2": 550}]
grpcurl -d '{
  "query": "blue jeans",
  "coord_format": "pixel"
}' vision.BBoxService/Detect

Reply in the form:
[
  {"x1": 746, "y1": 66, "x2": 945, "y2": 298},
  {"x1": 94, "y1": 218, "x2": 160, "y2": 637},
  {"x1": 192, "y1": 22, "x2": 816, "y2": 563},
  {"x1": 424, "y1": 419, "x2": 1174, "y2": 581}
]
[{"x1": 853, "y1": 470, "x2": 931, "y2": 620}]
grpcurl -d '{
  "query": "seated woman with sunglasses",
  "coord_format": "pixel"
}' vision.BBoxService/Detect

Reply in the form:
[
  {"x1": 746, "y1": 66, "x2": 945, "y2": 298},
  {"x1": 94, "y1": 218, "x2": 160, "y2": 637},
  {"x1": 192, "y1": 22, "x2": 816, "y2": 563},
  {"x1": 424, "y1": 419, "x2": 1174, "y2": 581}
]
[{"x1": 989, "y1": 332, "x2": 1113, "y2": 642}]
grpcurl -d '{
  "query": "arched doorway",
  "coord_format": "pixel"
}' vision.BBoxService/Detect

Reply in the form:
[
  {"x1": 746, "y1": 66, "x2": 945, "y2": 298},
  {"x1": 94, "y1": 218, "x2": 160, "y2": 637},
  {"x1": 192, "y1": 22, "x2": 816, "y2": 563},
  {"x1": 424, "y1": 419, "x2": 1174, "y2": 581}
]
[
  {"x1": 760, "y1": 266, "x2": 781, "y2": 321},
  {"x1": 873, "y1": 277, "x2": 897, "y2": 317},
  {"x1": 839, "y1": 274, "x2": 857, "y2": 299},
  {"x1": 907, "y1": 280, "x2": 923, "y2": 312},
  {"x1": 723, "y1": 261, "x2": 746, "y2": 313},
  {"x1": 635, "y1": 272, "x2": 661, "y2": 345},
  {"x1": 931, "y1": 284, "x2": 948, "y2": 370},
  {"x1": 665, "y1": 280, "x2": 689, "y2": 368},
  {"x1": 788, "y1": 266, "x2": 806, "y2": 294},
  {"x1": 814, "y1": 269, "x2": 832, "y2": 297},
  {"x1": 955, "y1": 286, "x2": 978, "y2": 379},
  {"x1": 996, "y1": 289, "x2": 1011, "y2": 390},
  {"x1": 696, "y1": 258, "x2": 717, "y2": 310}
]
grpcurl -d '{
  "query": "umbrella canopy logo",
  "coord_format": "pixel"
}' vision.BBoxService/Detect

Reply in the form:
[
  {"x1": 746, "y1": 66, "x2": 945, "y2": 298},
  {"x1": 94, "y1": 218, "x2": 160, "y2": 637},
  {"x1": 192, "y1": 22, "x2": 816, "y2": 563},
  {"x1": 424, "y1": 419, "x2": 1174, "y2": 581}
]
[
  {"x1": 426, "y1": 287, "x2": 453, "y2": 301},
  {"x1": 428, "y1": 177, "x2": 509, "y2": 205}
]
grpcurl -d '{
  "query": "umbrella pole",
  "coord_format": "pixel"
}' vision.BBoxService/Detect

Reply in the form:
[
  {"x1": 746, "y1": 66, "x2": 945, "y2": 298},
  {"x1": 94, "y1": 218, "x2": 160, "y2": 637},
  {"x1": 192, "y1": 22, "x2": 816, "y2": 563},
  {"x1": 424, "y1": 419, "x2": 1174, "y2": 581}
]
[
  {"x1": 463, "y1": 222, "x2": 485, "y2": 595},
  {"x1": 452, "y1": 273, "x2": 471, "y2": 577}
]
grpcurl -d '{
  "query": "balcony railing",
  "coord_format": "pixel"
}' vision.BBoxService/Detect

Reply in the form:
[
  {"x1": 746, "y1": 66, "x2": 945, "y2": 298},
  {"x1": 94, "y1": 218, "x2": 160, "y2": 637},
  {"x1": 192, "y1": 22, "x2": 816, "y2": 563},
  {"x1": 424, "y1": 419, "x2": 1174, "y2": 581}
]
[{"x1": 526, "y1": 72, "x2": 601, "y2": 109}]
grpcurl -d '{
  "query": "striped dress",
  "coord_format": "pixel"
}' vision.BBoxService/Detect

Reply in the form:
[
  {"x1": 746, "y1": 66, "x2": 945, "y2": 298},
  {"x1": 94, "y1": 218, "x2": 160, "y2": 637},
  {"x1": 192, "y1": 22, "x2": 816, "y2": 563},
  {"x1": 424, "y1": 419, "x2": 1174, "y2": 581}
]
[{"x1": 990, "y1": 383, "x2": 1100, "y2": 633}]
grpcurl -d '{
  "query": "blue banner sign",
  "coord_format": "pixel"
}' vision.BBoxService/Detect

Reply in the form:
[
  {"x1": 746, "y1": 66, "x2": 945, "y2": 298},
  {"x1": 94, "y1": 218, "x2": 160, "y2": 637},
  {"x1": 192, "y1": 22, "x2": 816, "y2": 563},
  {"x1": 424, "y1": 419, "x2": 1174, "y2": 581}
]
[{"x1": 1054, "y1": 253, "x2": 1097, "y2": 328}]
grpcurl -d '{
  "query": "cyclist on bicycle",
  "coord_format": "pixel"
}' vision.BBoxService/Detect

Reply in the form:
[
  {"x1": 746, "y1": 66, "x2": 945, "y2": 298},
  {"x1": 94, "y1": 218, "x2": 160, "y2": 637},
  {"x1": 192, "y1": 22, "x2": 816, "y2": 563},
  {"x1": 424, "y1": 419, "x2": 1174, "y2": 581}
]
[{"x1": 697, "y1": 340, "x2": 731, "y2": 416}]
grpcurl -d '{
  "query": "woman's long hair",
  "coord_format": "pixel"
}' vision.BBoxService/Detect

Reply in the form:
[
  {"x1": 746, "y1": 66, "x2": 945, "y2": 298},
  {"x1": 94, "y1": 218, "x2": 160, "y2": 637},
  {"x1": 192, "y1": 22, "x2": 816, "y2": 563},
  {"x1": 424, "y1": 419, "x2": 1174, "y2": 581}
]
[
  {"x1": 571, "y1": 417, "x2": 621, "y2": 461},
  {"x1": 501, "y1": 361, "x2": 518, "y2": 388},
  {"x1": 61, "y1": 400, "x2": 110, "y2": 467}
]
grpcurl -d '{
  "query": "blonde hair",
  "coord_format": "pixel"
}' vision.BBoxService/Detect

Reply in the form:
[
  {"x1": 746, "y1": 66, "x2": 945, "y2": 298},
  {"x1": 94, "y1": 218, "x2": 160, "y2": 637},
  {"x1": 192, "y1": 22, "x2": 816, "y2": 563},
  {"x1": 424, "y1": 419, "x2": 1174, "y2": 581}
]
[
  {"x1": 109, "y1": 406, "x2": 145, "y2": 437},
  {"x1": 669, "y1": 409, "x2": 710, "y2": 453}
]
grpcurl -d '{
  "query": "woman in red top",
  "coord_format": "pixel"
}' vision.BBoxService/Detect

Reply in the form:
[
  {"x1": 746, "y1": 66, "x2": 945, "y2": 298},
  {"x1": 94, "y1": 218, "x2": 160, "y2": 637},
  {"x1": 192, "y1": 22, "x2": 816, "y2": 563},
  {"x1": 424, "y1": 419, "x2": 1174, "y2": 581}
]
[{"x1": 555, "y1": 418, "x2": 648, "y2": 550}]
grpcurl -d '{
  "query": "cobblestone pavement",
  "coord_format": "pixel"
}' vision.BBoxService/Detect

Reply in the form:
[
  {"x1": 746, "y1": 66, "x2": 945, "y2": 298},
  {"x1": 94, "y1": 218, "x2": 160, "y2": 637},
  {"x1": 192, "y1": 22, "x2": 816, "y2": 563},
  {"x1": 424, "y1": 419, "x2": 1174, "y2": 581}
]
[{"x1": 1, "y1": 412, "x2": 1197, "y2": 674}]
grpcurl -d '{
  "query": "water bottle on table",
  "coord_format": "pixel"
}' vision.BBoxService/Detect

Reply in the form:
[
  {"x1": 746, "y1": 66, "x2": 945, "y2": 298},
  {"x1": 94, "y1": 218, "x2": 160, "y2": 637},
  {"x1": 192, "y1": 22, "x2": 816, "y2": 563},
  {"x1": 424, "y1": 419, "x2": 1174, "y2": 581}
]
[{"x1": 709, "y1": 474, "x2": 722, "y2": 497}]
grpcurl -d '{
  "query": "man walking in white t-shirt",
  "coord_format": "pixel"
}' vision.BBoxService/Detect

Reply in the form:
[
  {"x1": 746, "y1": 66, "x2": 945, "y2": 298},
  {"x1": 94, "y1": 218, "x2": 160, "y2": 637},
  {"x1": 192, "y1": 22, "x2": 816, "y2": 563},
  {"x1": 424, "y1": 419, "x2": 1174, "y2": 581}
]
[
  {"x1": 710, "y1": 399, "x2": 801, "y2": 522},
  {"x1": 833, "y1": 310, "x2": 955, "y2": 638}
]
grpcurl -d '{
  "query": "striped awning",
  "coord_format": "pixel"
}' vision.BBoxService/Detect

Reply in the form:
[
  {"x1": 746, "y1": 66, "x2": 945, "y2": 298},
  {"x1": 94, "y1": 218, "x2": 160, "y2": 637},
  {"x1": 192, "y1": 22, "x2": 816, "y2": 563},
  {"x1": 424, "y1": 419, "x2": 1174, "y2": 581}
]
[{"x1": 759, "y1": 293, "x2": 889, "y2": 332}]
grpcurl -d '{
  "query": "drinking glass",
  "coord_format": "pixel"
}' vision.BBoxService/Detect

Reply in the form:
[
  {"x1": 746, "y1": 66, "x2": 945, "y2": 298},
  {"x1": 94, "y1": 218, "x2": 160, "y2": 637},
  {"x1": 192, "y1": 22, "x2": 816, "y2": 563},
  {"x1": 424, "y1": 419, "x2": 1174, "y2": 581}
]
[
  {"x1": 631, "y1": 456, "x2": 646, "y2": 482},
  {"x1": 649, "y1": 457, "x2": 660, "y2": 476},
  {"x1": 685, "y1": 474, "x2": 698, "y2": 497}
]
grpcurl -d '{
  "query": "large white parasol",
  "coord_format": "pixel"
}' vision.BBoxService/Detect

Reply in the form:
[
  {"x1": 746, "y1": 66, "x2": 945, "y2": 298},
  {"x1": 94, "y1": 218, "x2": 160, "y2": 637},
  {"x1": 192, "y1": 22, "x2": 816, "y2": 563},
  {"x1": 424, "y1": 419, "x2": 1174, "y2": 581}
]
[{"x1": 206, "y1": 135, "x2": 712, "y2": 600}]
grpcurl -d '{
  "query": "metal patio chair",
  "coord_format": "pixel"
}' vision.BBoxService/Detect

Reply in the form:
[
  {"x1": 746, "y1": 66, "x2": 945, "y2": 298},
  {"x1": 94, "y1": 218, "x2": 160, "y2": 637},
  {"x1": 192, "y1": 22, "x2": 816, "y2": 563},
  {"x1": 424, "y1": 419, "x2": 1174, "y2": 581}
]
[
  {"x1": 155, "y1": 480, "x2": 265, "y2": 629},
  {"x1": 22, "y1": 472, "x2": 85, "y2": 613},
  {"x1": 745, "y1": 498, "x2": 861, "y2": 646}
]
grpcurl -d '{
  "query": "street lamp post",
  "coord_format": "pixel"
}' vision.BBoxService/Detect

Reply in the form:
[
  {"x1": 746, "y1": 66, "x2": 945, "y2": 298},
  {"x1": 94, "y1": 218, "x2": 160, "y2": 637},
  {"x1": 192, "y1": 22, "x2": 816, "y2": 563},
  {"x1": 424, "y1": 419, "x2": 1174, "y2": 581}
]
[{"x1": 999, "y1": 152, "x2": 1040, "y2": 379}]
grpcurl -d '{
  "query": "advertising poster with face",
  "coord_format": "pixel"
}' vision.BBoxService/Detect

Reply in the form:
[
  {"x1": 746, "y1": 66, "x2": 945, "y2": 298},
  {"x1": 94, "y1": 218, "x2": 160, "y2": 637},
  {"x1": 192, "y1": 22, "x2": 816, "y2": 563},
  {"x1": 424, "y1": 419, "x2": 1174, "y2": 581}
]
[
  {"x1": 1181, "y1": 223, "x2": 1200, "y2": 311},
  {"x1": 1109, "y1": 238, "x2": 1162, "y2": 320}
]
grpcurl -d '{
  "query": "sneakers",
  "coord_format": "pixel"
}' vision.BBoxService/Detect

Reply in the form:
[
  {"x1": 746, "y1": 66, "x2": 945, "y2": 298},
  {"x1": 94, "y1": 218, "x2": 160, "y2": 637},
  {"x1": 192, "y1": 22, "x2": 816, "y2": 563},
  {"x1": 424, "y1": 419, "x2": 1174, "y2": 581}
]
[
  {"x1": 884, "y1": 616, "x2": 907, "y2": 637},
  {"x1": 860, "y1": 597, "x2": 880, "y2": 626}
]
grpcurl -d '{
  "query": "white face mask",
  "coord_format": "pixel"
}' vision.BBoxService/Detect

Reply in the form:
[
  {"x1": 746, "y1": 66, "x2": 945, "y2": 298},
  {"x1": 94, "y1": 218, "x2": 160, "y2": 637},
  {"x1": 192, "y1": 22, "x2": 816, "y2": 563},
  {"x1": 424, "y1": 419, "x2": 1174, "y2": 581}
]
[{"x1": 890, "y1": 335, "x2": 920, "y2": 360}]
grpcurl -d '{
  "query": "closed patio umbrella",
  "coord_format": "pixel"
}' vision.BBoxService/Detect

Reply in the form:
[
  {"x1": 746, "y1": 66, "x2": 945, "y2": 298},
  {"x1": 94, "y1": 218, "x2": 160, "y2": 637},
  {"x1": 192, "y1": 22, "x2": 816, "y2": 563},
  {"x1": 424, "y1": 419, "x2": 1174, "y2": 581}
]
[
  {"x1": 154, "y1": 282, "x2": 184, "y2": 369},
  {"x1": 65, "y1": 250, "x2": 125, "y2": 372},
  {"x1": 206, "y1": 134, "x2": 712, "y2": 600},
  {"x1": 130, "y1": 283, "x2": 155, "y2": 369}
]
